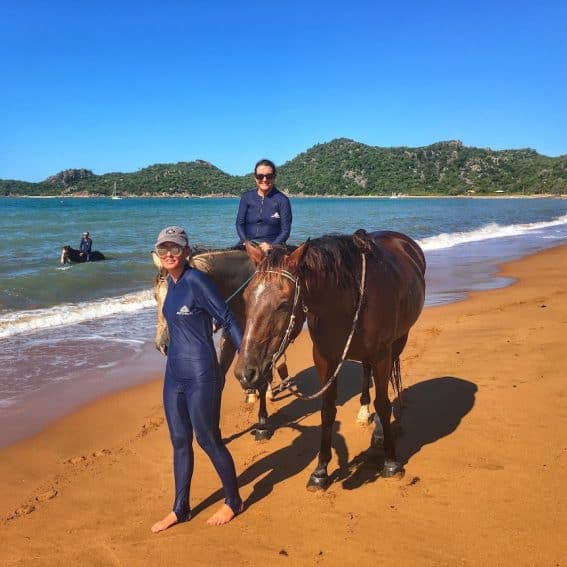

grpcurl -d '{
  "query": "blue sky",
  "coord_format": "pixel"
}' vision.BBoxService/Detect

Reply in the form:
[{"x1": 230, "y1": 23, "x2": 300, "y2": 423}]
[{"x1": 1, "y1": 0, "x2": 565, "y2": 182}]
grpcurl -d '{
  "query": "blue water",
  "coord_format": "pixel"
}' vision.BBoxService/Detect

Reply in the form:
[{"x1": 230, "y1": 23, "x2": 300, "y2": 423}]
[{"x1": 1, "y1": 196, "x2": 566, "y2": 445}]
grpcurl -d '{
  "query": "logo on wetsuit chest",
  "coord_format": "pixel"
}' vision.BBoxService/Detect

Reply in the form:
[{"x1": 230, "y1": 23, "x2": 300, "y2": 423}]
[
  {"x1": 176, "y1": 305, "x2": 193, "y2": 316},
  {"x1": 271, "y1": 211, "x2": 280, "y2": 219}
]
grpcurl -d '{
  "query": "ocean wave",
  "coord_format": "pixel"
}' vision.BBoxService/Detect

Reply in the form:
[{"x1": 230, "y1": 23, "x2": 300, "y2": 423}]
[
  {"x1": 0, "y1": 290, "x2": 156, "y2": 339},
  {"x1": 418, "y1": 215, "x2": 567, "y2": 251}
]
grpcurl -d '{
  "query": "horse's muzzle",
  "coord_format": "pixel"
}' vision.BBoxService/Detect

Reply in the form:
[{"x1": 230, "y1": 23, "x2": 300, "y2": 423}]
[{"x1": 235, "y1": 364, "x2": 270, "y2": 391}]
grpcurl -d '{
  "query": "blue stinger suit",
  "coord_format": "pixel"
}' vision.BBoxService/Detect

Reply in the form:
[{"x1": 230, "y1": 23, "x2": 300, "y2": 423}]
[{"x1": 162, "y1": 266, "x2": 243, "y2": 521}]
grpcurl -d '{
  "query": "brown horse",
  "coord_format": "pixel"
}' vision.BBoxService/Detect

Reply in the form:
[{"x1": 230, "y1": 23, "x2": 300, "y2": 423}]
[
  {"x1": 152, "y1": 246, "x2": 279, "y2": 440},
  {"x1": 234, "y1": 229, "x2": 426, "y2": 489}
]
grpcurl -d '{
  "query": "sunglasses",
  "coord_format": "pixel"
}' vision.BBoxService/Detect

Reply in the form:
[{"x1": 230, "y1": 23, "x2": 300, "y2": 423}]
[
  {"x1": 156, "y1": 246, "x2": 184, "y2": 257},
  {"x1": 255, "y1": 173, "x2": 275, "y2": 181}
]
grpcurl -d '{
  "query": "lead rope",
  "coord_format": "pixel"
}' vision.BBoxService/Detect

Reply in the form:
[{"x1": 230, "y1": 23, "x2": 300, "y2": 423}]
[{"x1": 272, "y1": 253, "x2": 367, "y2": 401}]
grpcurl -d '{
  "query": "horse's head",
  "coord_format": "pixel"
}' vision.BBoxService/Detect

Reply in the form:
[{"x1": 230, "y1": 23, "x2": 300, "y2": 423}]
[
  {"x1": 234, "y1": 241, "x2": 308, "y2": 390},
  {"x1": 60, "y1": 246, "x2": 71, "y2": 264}
]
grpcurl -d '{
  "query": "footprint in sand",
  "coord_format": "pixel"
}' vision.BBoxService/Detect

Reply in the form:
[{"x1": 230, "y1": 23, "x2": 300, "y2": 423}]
[
  {"x1": 92, "y1": 449, "x2": 112, "y2": 458},
  {"x1": 8, "y1": 504, "x2": 36, "y2": 520},
  {"x1": 36, "y1": 489, "x2": 58, "y2": 502},
  {"x1": 139, "y1": 416, "x2": 164, "y2": 436},
  {"x1": 64, "y1": 455, "x2": 87, "y2": 465}
]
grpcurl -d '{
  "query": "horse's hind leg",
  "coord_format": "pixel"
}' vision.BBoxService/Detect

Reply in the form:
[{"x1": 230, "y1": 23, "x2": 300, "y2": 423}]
[
  {"x1": 372, "y1": 352, "x2": 404, "y2": 478},
  {"x1": 356, "y1": 363, "x2": 373, "y2": 425}
]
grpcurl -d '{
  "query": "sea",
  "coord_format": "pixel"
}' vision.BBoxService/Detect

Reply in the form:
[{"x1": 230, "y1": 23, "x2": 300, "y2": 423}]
[{"x1": 1, "y1": 196, "x2": 567, "y2": 447}]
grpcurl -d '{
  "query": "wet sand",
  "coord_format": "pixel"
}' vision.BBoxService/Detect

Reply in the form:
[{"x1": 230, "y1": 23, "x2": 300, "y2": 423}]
[{"x1": 1, "y1": 245, "x2": 566, "y2": 566}]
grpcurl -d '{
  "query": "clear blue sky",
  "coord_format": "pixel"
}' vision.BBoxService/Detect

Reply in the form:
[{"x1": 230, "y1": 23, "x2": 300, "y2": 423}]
[{"x1": 1, "y1": 0, "x2": 565, "y2": 182}]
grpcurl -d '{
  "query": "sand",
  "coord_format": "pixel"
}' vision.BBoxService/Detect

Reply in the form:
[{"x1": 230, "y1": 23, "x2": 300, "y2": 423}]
[{"x1": 1, "y1": 245, "x2": 566, "y2": 566}]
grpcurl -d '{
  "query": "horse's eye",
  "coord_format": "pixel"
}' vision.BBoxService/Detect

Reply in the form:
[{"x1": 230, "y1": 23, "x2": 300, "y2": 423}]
[{"x1": 277, "y1": 302, "x2": 290, "y2": 312}]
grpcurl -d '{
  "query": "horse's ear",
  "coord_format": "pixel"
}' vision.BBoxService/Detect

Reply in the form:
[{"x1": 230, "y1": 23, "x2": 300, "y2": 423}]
[
  {"x1": 244, "y1": 241, "x2": 265, "y2": 266},
  {"x1": 151, "y1": 251, "x2": 162, "y2": 270},
  {"x1": 286, "y1": 239, "x2": 310, "y2": 272}
]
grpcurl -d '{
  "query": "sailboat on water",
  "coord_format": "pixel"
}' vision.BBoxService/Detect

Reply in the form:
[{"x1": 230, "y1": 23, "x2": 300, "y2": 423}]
[{"x1": 111, "y1": 181, "x2": 122, "y2": 200}]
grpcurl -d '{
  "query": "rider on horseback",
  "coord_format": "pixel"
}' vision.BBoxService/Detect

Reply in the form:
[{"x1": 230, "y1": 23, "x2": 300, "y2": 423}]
[{"x1": 235, "y1": 159, "x2": 292, "y2": 254}]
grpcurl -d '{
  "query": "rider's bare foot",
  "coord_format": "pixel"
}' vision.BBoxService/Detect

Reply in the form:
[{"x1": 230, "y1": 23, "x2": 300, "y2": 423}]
[
  {"x1": 206, "y1": 503, "x2": 242, "y2": 526},
  {"x1": 151, "y1": 511, "x2": 183, "y2": 533}
]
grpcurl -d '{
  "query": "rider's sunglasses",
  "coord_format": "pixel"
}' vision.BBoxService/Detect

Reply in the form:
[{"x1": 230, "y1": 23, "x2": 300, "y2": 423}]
[
  {"x1": 156, "y1": 246, "x2": 184, "y2": 257},
  {"x1": 255, "y1": 173, "x2": 275, "y2": 181}
]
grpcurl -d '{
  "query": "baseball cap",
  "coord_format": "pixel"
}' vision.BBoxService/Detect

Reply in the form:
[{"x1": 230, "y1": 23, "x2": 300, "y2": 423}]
[
  {"x1": 155, "y1": 226, "x2": 189, "y2": 248},
  {"x1": 83, "y1": 231, "x2": 89, "y2": 236}
]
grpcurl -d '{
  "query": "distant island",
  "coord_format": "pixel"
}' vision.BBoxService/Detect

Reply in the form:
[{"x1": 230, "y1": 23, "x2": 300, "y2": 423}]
[{"x1": 1, "y1": 138, "x2": 565, "y2": 197}]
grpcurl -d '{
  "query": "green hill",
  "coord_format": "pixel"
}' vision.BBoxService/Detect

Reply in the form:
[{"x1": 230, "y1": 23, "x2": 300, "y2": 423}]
[{"x1": 2, "y1": 139, "x2": 565, "y2": 196}]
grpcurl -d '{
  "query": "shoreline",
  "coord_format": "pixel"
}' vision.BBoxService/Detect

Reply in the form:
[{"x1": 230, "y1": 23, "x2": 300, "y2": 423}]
[
  {"x1": 1, "y1": 244, "x2": 566, "y2": 565},
  {"x1": 9, "y1": 192, "x2": 567, "y2": 199}
]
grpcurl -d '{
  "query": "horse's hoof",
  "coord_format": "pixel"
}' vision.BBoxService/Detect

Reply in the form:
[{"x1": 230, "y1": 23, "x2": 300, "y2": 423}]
[
  {"x1": 254, "y1": 428, "x2": 271, "y2": 441},
  {"x1": 306, "y1": 473, "x2": 329, "y2": 491},
  {"x1": 245, "y1": 390, "x2": 258, "y2": 404},
  {"x1": 381, "y1": 460, "x2": 405, "y2": 479},
  {"x1": 356, "y1": 405, "x2": 372, "y2": 425}
]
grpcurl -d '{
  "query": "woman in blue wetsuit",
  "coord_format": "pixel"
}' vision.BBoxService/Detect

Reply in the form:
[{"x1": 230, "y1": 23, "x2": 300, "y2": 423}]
[
  {"x1": 235, "y1": 159, "x2": 292, "y2": 254},
  {"x1": 151, "y1": 226, "x2": 243, "y2": 533}
]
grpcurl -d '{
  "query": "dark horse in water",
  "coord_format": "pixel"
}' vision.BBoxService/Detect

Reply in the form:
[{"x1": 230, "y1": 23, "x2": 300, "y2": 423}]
[
  {"x1": 152, "y1": 247, "x2": 281, "y2": 440},
  {"x1": 234, "y1": 229, "x2": 426, "y2": 489},
  {"x1": 60, "y1": 245, "x2": 105, "y2": 264}
]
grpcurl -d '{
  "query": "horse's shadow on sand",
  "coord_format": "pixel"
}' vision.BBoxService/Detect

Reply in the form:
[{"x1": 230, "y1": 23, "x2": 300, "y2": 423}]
[{"x1": 194, "y1": 364, "x2": 476, "y2": 516}]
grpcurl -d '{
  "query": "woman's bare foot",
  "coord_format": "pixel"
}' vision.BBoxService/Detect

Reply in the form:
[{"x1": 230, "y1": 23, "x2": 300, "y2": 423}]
[
  {"x1": 151, "y1": 511, "x2": 183, "y2": 533},
  {"x1": 206, "y1": 503, "x2": 242, "y2": 526}
]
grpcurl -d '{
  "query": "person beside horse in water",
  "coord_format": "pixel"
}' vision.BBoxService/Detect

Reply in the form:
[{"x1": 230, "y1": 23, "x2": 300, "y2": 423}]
[
  {"x1": 79, "y1": 231, "x2": 92, "y2": 261},
  {"x1": 151, "y1": 226, "x2": 244, "y2": 533},
  {"x1": 235, "y1": 159, "x2": 292, "y2": 254}
]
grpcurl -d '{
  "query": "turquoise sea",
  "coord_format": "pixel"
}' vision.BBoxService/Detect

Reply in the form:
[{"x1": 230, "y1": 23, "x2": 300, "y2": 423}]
[{"x1": 1, "y1": 196, "x2": 567, "y2": 446}]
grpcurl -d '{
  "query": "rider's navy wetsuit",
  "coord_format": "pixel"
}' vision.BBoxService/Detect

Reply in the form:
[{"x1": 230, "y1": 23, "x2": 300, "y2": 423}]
[
  {"x1": 162, "y1": 266, "x2": 243, "y2": 521},
  {"x1": 79, "y1": 237, "x2": 92, "y2": 261},
  {"x1": 235, "y1": 187, "x2": 292, "y2": 246}
]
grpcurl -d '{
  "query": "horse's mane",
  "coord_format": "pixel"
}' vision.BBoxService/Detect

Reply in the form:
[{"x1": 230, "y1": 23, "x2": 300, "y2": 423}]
[
  {"x1": 258, "y1": 231, "x2": 377, "y2": 290},
  {"x1": 190, "y1": 245, "x2": 247, "y2": 274}
]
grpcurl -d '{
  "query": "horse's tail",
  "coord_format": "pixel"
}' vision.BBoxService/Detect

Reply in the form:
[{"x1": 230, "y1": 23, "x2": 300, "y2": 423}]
[{"x1": 389, "y1": 356, "x2": 403, "y2": 407}]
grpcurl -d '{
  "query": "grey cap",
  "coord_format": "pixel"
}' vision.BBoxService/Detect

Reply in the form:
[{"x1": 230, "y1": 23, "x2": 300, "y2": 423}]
[
  {"x1": 83, "y1": 231, "x2": 89, "y2": 236},
  {"x1": 155, "y1": 226, "x2": 188, "y2": 248}
]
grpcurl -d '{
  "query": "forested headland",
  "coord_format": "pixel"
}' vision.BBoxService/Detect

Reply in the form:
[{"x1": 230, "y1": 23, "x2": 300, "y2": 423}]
[{"x1": 2, "y1": 138, "x2": 565, "y2": 197}]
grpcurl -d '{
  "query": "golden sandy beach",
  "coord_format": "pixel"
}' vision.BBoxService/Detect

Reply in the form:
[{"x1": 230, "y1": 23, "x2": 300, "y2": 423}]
[{"x1": 1, "y1": 245, "x2": 566, "y2": 566}]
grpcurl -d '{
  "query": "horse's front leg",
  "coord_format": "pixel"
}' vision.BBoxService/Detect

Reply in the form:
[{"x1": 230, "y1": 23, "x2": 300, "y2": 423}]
[
  {"x1": 372, "y1": 352, "x2": 404, "y2": 478},
  {"x1": 218, "y1": 333, "x2": 236, "y2": 383},
  {"x1": 356, "y1": 362, "x2": 373, "y2": 425},
  {"x1": 254, "y1": 381, "x2": 270, "y2": 441},
  {"x1": 307, "y1": 355, "x2": 339, "y2": 491}
]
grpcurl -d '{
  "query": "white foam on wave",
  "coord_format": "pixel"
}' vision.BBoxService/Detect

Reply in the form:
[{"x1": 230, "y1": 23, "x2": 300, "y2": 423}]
[
  {"x1": 418, "y1": 215, "x2": 567, "y2": 251},
  {"x1": 0, "y1": 290, "x2": 155, "y2": 339}
]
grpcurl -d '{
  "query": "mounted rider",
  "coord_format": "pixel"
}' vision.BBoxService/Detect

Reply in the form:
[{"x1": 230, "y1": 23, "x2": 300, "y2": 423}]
[
  {"x1": 235, "y1": 159, "x2": 292, "y2": 254},
  {"x1": 79, "y1": 231, "x2": 92, "y2": 262}
]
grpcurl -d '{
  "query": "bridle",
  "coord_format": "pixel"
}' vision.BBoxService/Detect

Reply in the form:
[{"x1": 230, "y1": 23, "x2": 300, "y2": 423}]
[
  {"x1": 263, "y1": 269, "x2": 306, "y2": 370},
  {"x1": 262, "y1": 253, "x2": 367, "y2": 401}
]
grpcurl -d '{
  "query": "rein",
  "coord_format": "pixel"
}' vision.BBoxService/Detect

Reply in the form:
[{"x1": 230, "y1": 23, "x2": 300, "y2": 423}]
[
  {"x1": 270, "y1": 253, "x2": 367, "y2": 401},
  {"x1": 224, "y1": 272, "x2": 255, "y2": 305}
]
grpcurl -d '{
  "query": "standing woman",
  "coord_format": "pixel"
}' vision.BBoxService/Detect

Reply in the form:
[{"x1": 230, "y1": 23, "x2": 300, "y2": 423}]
[
  {"x1": 151, "y1": 226, "x2": 243, "y2": 532},
  {"x1": 235, "y1": 159, "x2": 292, "y2": 253}
]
